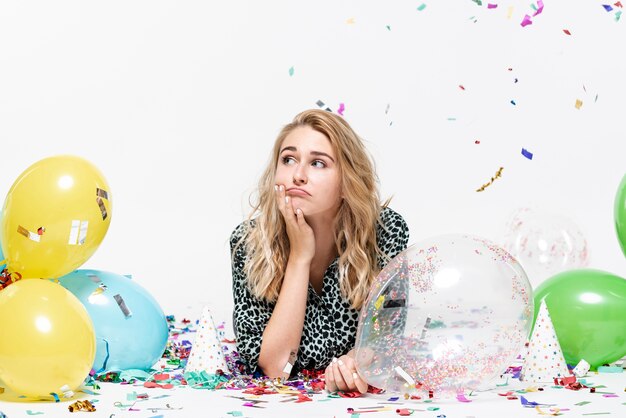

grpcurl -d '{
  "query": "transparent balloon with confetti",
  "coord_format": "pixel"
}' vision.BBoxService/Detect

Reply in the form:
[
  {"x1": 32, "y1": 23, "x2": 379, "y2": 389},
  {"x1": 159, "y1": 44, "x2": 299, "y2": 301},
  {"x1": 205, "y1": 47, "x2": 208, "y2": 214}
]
[
  {"x1": 502, "y1": 208, "x2": 589, "y2": 288},
  {"x1": 354, "y1": 234, "x2": 533, "y2": 399}
]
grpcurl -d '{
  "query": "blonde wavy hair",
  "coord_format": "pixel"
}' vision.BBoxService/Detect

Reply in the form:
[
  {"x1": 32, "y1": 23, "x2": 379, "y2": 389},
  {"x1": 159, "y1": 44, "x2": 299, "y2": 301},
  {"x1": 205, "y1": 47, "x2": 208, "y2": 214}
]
[{"x1": 238, "y1": 109, "x2": 389, "y2": 310}]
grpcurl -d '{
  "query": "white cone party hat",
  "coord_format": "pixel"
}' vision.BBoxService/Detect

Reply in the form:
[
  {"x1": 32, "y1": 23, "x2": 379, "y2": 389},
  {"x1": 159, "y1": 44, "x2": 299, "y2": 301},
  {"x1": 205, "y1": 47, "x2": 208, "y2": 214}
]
[
  {"x1": 520, "y1": 300, "x2": 570, "y2": 382},
  {"x1": 185, "y1": 306, "x2": 229, "y2": 374}
]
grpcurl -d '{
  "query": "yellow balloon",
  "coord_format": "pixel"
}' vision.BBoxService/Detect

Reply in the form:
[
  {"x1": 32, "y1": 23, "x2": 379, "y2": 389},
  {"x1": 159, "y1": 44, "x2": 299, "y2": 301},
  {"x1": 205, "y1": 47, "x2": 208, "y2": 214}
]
[
  {"x1": 0, "y1": 279, "x2": 96, "y2": 397},
  {"x1": 1, "y1": 155, "x2": 112, "y2": 279}
]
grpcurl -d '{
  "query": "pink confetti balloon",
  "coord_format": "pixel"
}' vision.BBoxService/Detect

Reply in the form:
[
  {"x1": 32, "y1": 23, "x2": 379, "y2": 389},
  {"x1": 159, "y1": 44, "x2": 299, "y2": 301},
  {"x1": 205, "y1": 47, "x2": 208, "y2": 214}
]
[
  {"x1": 503, "y1": 208, "x2": 590, "y2": 288},
  {"x1": 354, "y1": 234, "x2": 533, "y2": 398}
]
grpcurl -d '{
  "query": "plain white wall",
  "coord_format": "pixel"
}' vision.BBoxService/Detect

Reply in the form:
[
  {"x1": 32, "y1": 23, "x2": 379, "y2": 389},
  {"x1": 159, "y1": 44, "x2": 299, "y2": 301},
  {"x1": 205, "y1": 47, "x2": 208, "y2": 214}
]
[{"x1": 1, "y1": 1, "x2": 624, "y2": 332}]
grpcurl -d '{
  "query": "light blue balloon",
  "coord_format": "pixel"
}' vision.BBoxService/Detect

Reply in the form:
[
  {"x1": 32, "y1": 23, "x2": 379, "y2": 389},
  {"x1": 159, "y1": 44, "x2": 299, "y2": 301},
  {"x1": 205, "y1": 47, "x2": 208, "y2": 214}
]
[{"x1": 58, "y1": 269, "x2": 168, "y2": 372}]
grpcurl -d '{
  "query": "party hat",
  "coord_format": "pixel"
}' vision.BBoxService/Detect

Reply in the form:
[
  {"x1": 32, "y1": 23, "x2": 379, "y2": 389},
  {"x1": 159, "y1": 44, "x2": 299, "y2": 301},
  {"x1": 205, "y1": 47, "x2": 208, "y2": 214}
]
[
  {"x1": 520, "y1": 300, "x2": 570, "y2": 382},
  {"x1": 185, "y1": 306, "x2": 229, "y2": 374}
]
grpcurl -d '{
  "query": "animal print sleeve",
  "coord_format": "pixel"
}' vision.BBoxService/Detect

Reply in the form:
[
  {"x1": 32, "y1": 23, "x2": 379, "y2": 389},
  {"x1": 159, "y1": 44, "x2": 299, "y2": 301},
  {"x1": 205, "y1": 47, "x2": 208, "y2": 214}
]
[
  {"x1": 376, "y1": 207, "x2": 410, "y2": 269},
  {"x1": 230, "y1": 221, "x2": 273, "y2": 374}
]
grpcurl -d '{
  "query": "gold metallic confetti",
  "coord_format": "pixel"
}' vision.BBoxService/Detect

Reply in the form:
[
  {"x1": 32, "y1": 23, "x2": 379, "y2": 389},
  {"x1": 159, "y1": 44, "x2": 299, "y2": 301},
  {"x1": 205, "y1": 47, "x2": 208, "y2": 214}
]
[
  {"x1": 96, "y1": 188, "x2": 110, "y2": 220},
  {"x1": 476, "y1": 167, "x2": 504, "y2": 192},
  {"x1": 17, "y1": 225, "x2": 41, "y2": 242},
  {"x1": 68, "y1": 400, "x2": 96, "y2": 412},
  {"x1": 575, "y1": 99, "x2": 583, "y2": 109}
]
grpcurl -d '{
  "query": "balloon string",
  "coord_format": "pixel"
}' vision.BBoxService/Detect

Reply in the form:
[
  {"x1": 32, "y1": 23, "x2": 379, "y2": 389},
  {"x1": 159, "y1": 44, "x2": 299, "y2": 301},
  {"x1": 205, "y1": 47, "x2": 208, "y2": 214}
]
[{"x1": 96, "y1": 339, "x2": 111, "y2": 374}]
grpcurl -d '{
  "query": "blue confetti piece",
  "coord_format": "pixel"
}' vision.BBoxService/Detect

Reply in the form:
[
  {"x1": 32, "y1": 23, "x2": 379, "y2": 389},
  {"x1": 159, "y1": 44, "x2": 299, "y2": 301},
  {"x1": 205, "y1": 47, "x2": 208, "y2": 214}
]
[
  {"x1": 510, "y1": 99, "x2": 517, "y2": 106},
  {"x1": 388, "y1": 396, "x2": 400, "y2": 401},
  {"x1": 521, "y1": 148, "x2": 533, "y2": 160},
  {"x1": 603, "y1": 4, "x2": 613, "y2": 12}
]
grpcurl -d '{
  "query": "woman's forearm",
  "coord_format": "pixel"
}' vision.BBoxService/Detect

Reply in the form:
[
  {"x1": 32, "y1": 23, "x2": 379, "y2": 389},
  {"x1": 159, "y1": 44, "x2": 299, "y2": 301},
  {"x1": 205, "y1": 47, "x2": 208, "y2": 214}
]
[{"x1": 257, "y1": 257, "x2": 310, "y2": 377}]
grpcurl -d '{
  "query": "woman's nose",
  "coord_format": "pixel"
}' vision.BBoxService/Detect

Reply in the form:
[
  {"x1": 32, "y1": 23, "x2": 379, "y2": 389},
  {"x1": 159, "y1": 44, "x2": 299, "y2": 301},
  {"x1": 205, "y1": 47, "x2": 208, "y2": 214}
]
[{"x1": 293, "y1": 167, "x2": 307, "y2": 184}]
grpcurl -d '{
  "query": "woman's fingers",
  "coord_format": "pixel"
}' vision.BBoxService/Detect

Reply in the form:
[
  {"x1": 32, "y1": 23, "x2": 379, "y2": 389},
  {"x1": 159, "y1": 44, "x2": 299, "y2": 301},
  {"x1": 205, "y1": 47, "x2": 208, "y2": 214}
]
[
  {"x1": 353, "y1": 371, "x2": 369, "y2": 394},
  {"x1": 331, "y1": 358, "x2": 349, "y2": 392},
  {"x1": 335, "y1": 357, "x2": 355, "y2": 389},
  {"x1": 324, "y1": 363, "x2": 337, "y2": 392},
  {"x1": 274, "y1": 184, "x2": 285, "y2": 217},
  {"x1": 325, "y1": 356, "x2": 368, "y2": 394},
  {"x1": 275, "y1": 184, "x2": 297, "y2": 224}
]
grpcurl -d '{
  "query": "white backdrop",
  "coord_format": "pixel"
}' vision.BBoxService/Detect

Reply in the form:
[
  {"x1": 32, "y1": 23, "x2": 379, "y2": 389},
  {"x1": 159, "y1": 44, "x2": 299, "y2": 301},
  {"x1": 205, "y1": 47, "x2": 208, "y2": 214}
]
[{"x1": 1, "y1": 1, "x2": 624, "y2": 330}]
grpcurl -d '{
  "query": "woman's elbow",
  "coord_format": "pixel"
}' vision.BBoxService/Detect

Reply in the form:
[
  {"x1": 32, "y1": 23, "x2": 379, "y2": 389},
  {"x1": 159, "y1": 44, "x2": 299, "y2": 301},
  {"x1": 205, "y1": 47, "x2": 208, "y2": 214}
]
[{"x1": 257, "y1": 356, "x2": 289, "y2": 379}]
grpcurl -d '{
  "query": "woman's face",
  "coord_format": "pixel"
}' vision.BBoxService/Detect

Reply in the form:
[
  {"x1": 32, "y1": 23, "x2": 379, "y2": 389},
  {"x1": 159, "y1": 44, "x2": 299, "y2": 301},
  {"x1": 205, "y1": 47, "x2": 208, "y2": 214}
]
[{"x1": 274, "y1": 126, "x2": 342, "y2": 219}]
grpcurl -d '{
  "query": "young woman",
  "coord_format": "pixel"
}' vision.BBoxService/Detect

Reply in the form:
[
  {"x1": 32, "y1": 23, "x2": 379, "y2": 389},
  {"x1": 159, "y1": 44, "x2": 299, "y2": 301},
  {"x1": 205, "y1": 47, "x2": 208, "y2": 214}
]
[{"x1": 230, "y1": 109, "x2": 409, "y2": 393}]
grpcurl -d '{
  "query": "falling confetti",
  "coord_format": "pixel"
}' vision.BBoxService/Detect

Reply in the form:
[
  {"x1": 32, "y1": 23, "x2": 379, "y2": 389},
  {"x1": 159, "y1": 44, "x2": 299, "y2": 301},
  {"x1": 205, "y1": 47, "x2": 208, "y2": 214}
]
[
  {"x1": 386, "y1": 25, "x2": 391, "y2": 31},
  {"x1": 316, "y1": 100, "x2": 332, "y2": 112},
  {"x1": 563, "y1": 29, "x2": 572, "y2": 35},
  {"x1": 488, "y1": 4, "x2": 498, "y2": 9},
  {"x1": 459, "y1": 85, "x2": 466, "y2": 90},
  {"x1": 507, "y1": 5, "x2": 514, "y2": 18},
  {"x1": 417, "y1": 3, "x2": 427, "y2": 11},
  {"x1": 575, "y1": 99, "x2": 583, "y2": 109},
  {"x1": 521, "y1": 148, "x2": 533, "y2": 160},
  {"x1": 476, "y1": 167, "x2": 504, "y2": 192},
  {"x1": 346, "y1": 17, "x2": 355, "y2": 24},
  {"x1": 603, "y1": 4, "x2": 614, "y2": 12},
  {"x1": 337, "y1": 103, "x2": 345, "y2": 115},
  {"x1": 288, "y1": 66, "x2": 294, "y2": 77},
  {"x1": 510, "y1": 99, "x2": 517, "y2": 105},
  {"x1": 521, "y1": 14, "x2": 533, "y2": 27}
]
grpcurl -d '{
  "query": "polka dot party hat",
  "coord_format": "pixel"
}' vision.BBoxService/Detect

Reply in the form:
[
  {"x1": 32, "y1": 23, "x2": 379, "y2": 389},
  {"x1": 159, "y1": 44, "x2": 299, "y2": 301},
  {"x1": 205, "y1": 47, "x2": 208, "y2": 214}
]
[
  {"x1": 185, "y1": 306, "x2": 229, "y2": 374},
  {"x1": 520, "y1": 299, "x2": 570, "y2": 382}
]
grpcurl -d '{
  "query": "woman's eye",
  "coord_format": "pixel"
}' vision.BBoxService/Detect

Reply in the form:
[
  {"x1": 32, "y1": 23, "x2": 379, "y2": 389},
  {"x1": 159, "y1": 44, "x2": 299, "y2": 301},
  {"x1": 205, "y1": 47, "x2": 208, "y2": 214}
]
[
  {"x1": 282, "y1": 156, "x2": 296, "y2": 165},
  {"x1": 312, "y1": 160, "x2": 326, "y2": 168}
]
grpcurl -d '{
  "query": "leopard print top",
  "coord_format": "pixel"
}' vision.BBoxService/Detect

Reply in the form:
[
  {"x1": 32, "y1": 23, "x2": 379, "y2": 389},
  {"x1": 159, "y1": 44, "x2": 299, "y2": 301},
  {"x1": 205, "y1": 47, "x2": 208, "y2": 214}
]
[{"x1": 230, "y1": 207, "x2": 409, "y2": 375}]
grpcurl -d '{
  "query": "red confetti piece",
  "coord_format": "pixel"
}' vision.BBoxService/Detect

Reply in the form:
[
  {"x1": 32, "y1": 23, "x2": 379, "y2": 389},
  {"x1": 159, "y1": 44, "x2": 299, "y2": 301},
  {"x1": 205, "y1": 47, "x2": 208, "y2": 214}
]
[
  {"x1": 459, "y1": 85, "x2": 466, "y2": 90},
  {"x1": 475, "y1": 140, "x2": 480, "y2": 144},
  {"x1": 311, "y1": 381, "x2": 325, "y2": 391},
  {"x1": 338, "y1": 390, "x2": 363, "y2": 398},
  {"x1": 144, "y1": 381, "x2": 174, "y2": 389},
  {"x1": 243, "y1": 387, "x2": 276, "y2": 395},
  {"x1": 368, "y1": 386, "x2": 385, "y2": 394},
  {"x1": 563, "y1": 29, "x2": 571, "y2": 35},
  {"x1": 295, "y1": 394, "x2": 313, "y2": 403}
]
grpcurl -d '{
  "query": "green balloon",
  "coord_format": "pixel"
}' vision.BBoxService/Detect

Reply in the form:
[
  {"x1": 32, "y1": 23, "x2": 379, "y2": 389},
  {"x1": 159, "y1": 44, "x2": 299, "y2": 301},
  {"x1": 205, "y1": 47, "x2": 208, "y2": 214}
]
[
  {"x1": 615, "y1": 173, "x2": 626, "y2": 258},
  {"x1": 533, "y1": 269, "x2": 626, "y2": 369}
]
